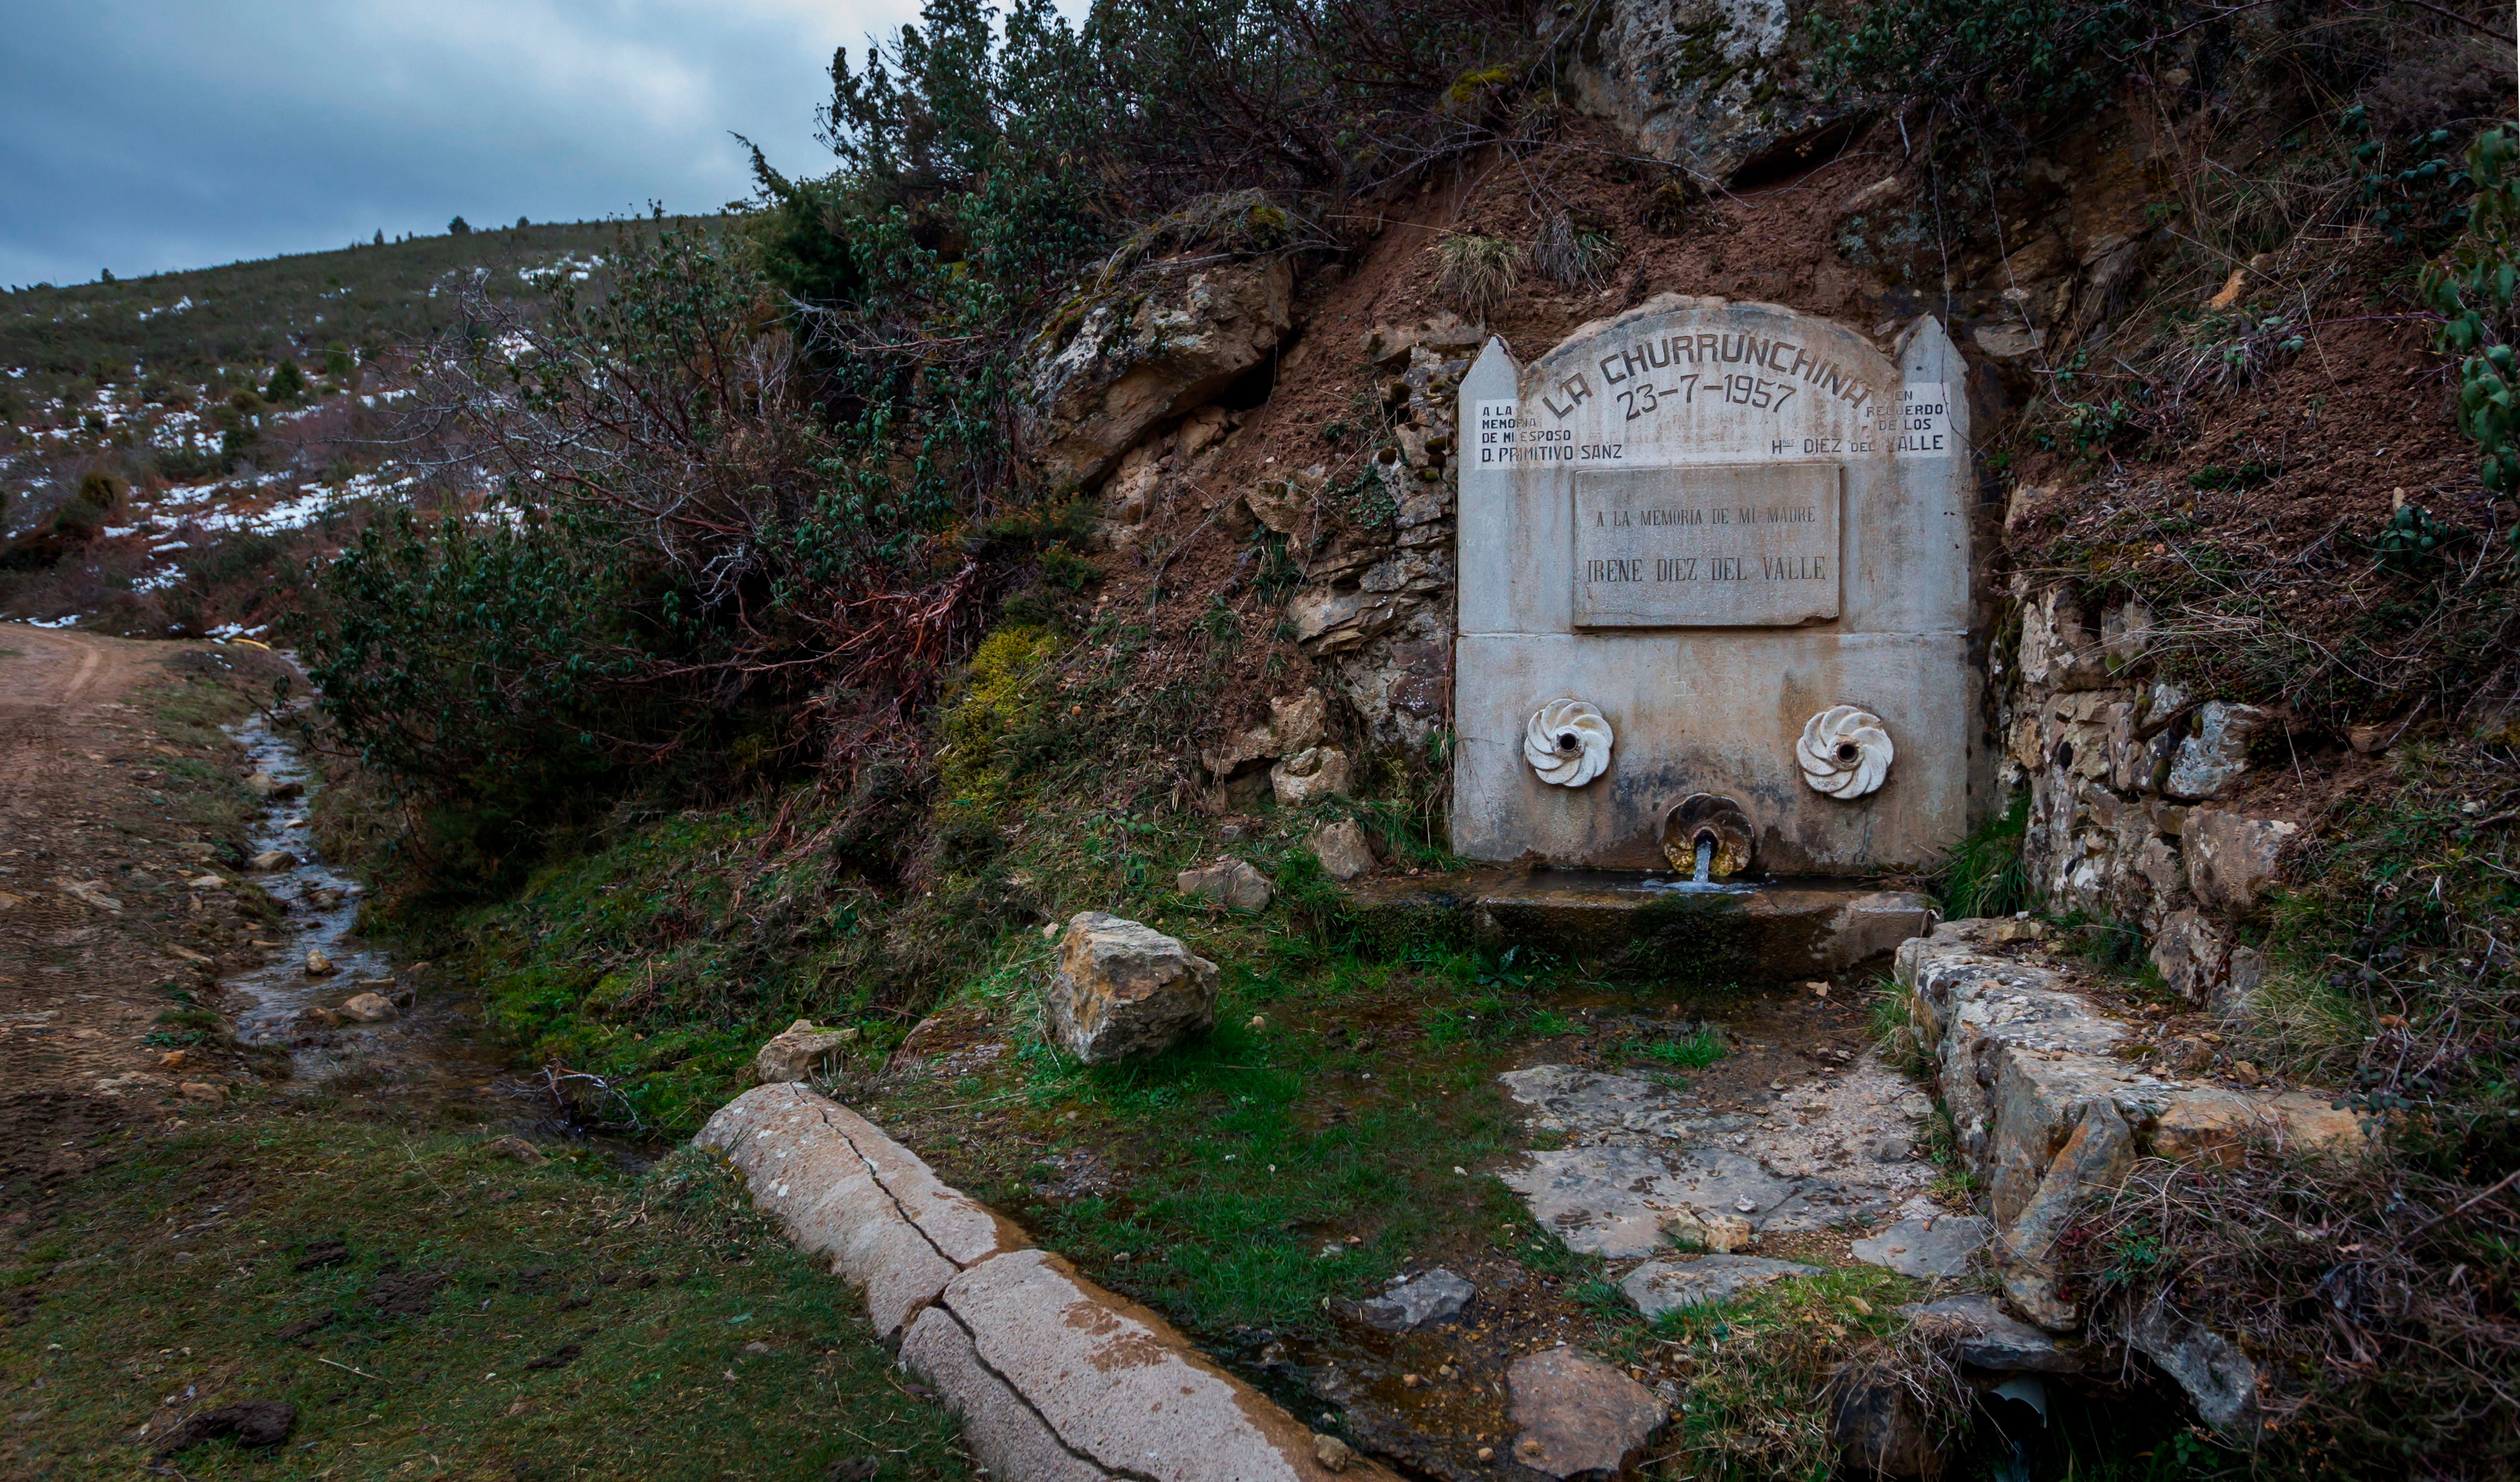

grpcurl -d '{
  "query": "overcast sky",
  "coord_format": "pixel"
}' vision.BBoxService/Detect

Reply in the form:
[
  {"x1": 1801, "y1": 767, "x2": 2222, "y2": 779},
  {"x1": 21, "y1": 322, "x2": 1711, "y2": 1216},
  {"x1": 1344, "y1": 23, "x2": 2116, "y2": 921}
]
[{"x1": 0, "y1": 0, "x2": 1050, "y2": 288}]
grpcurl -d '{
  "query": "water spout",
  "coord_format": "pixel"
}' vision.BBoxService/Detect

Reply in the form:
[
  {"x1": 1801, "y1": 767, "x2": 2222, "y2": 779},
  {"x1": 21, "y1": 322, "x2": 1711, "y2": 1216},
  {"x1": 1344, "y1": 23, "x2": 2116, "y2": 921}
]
[{"x1": 1692, "y1": 836, "x2": 1714, "y2": 887}]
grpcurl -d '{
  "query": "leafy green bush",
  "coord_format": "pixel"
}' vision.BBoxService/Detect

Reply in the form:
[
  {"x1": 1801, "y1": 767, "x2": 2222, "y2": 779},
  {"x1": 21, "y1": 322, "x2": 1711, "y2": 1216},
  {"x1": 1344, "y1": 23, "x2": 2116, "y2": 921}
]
[
  {"x1": 2422, "y1": 126, "x2": 2520, "y2": 516},
  {"x1": 1807, "y1": 0, "x2": 2180, "y2": 149}
]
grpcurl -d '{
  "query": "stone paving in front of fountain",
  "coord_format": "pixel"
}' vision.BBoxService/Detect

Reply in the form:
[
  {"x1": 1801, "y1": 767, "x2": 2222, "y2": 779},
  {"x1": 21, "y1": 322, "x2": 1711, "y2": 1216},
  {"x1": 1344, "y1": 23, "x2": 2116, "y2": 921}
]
[{"x1": 1495, "y1": 1054, "x2": 1982, "y2": 1317}]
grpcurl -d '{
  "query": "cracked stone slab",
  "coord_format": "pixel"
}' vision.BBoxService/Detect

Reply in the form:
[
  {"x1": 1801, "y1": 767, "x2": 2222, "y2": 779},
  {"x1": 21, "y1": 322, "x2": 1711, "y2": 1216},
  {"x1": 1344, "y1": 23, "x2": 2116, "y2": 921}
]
[
  {"x1": 1621, "y1": 1255, "x2": 1822, "y2": 1318},
  {"x1": 1852, "y1": 1215, "x2": 1989, "y2": 1278},
  {"x1": 696, "y1": 1083, "x2": 1025, "y2": 1335},
  {"x1": 696, "y1": 1084, "x2": 1380, "y2": 1481},
  {"x1": 1499, "y1": 1064, "x2": 1733, "y2": 1143},
  {"x1": 1497, "y1": 1063, "x2": 1940, "y2": 1256}
]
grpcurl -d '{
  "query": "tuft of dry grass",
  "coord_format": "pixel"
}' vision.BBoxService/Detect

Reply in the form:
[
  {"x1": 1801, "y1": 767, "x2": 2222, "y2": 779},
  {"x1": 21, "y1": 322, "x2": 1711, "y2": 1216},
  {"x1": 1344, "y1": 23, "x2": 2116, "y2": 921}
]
[
  {"x1": 2063, "y1": 1147, "x2": 2520, "y2": 1477},
  {"x1": 1432, "y1": 231, "x2": 1521, "y2": 319}
]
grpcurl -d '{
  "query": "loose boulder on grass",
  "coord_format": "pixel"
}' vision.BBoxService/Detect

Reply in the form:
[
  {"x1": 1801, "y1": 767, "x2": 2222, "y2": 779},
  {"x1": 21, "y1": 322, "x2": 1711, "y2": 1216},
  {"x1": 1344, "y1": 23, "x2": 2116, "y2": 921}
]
[
  {"x1": 1047, "y1": 912, "x2": 1219, "y2": 1064},
  {"x1": 1177, "y1": 857, "x2": 1271, "y2": 911},
  {"x1": 754, "y1": 1019, "x2": 862, "y2": 1083},
  {"x1": 1306, "y1": 819, "x2": 1377, "y2": 881}
]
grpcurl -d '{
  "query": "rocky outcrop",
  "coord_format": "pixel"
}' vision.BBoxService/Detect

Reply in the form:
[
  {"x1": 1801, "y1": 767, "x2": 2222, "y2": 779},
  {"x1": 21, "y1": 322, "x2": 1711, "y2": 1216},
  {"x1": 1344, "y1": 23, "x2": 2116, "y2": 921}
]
[
  {"x1": 697, "y1": 1085, "x2": 1382, "y2": 1481},
  {"x1": 1554, "y1": 0, "x2": 1850, "y2": 184},
  {"x1": 2005, "y1": 586, "x2": 2299, "y2": 1005},
  {"x1": 1282, "y1": 320, "x2": 1476, "y2": 747},
  {"x1": 1046, "y1": 912, "x2": 1220, "y2": 1064},
  {"x1": 1023, "y1": 258, "x2": 1293, "y2": 493},
  {"x1": 1898, "y1": 919, "x2": 2372, "y2": 1435}
]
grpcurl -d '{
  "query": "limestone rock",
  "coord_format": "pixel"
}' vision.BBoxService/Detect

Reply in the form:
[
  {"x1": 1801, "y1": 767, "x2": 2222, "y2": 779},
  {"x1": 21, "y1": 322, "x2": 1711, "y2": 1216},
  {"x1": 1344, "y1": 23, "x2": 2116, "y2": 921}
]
[
  {"x1": 1046, "y1": 912, "x2": 1219, "y2": 1064},
  {"x1": 1348, "y1": 1268, "x2": 1473, "y2": 1331},
  {"x1": 1176, "y1": 858, "x2": 1273, "y2": 912},
  {"x1": 1244, "y1": 465, "x2": 1327, "y2": 537},
  {"x1": 246, "y1": 849, "x2": 298, "y2": 872},
  {"x1": 1901, "y1": 1295, "x2": 2086, "y2": 1373},
  {"x1": 2149, "y1": 909, "x2": 2229, "y2": 1001},
  {"x1": 2165, "y1": 701, "x2": 2269, "y2": 800},
  {"x1": 753, "y1": 1019, "x2": 862, "y2": 1083},
  {"x1": 1621, "y1": 1255, "x2": 1818, "y2": 1318},
  {"x1": 483, "y1": 1134, "x2": 549, "y2": 1165},
  {"x1": 1557, "y1": 0, "x2": 1848, "y2": 186},
  {"x1": 1177, "y1": 403, "x2": 1232, "y2": 459},
  {"x1": 1306, "y1": 819, "x2": 1378, "y2": 881},
  {"x1": 1658, "y1": 1206, "x2": 1753, "y2": 1253},
  {"x1": 1362, "y1": 313, "x2": 1485, "y2": 371},
  {"x1": 244, "y1": 772, "x2": 304, "y2": 800},
  {"x1": 1201, "y1": 689, "x2": 1328, "y2": 777},
  {"x1": 1851, "y1": 1214, "x2": 1988, "y2": 1278},
  {"x1": 1104, "y1": 441, "x2": 1164, "y2": 524},
  {"x1": 1830, "y1": 1367, "x2": 1939, "y2": 1478},
  {"x1": 1270, "y1": 746, "x2": 1352, "y2": 805},
  {"x1": 2184, "y1": 811, "x2": 2295, "y2": 910},
  {"x1": 338, "y1": 992, "x2": 396, "y2": 1022},
  {"x1": 1022, "y1": 258, "x2": 1293, "y2": 492},
  {"x1": 302, "y1": 949, "x2": 336, "y2": 978},
  {"x1": 2130, "y1": 1303, "x2": 2261, "y2": 1441},
  {"x1": 1506, "y1": 1348, "x2": 1667, "y2": 1479}
]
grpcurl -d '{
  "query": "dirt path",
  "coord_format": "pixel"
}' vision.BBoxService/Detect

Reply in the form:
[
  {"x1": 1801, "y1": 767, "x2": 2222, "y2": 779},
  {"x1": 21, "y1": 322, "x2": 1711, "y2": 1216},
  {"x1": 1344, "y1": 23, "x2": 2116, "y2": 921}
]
[{"x1": 0, "y1": 623, "x2": 286, "y2": 1212}]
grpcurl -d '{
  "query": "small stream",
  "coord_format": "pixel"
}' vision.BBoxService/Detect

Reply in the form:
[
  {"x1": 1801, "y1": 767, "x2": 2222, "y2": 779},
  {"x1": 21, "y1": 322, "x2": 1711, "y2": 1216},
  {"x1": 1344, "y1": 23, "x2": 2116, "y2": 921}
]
[{"x1": 218, "y1": 709, "x2": 512, "y2": 1103}]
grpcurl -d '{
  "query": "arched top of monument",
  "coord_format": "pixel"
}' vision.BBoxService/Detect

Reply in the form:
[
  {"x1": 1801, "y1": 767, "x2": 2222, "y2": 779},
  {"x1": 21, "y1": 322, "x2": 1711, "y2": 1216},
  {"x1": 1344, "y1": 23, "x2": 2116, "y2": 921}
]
[
  {"x1": 1486, "y1": 294, "x2": 1953, "y2": 470},
  {"x1": 1525, "y1": 294, "x2": 1888, "y2": 383}
]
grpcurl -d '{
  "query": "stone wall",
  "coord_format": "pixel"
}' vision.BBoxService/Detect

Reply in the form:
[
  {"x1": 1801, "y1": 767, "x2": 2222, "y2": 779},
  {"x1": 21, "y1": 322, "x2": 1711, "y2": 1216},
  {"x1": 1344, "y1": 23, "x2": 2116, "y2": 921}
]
[{"x1": 2000, "y1": 583, "x2": 2299, "y2": 1006}]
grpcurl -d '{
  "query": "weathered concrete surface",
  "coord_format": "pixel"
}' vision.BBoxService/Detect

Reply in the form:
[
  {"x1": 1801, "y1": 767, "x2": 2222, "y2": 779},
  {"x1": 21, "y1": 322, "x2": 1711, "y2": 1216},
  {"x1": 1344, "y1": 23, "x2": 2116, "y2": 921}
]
[
  {"x1": 697, "y1": 1084, "x2": 1024, "y2": 1337},
  {"x1": 699, "y1": 1084, "x2": 1385, "y2": 1482},
  {"x1": 1347, "y1": 868, "x2": 1931, "y2": 981},
  {"x1": 1452, "y1": 301, "x2": 1977, "y2": 873}
]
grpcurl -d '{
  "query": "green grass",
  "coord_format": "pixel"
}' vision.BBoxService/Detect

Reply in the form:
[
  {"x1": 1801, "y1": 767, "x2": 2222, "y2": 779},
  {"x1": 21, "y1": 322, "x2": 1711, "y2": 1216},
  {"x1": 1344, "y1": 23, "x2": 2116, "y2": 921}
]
[
  {"x1": 1, "y1": 1111, "x2": 967, "y2": 1481},
  {"x1": 1932, "y1": 789, "x2": 2032, "y2": 921},
  {"x1": 891, "y1": 935, "x2": 1622, "y2": 1336}
]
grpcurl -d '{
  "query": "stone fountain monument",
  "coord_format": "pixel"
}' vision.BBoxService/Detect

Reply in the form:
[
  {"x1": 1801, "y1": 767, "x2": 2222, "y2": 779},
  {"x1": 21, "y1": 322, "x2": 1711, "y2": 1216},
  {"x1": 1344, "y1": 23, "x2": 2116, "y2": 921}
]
[{"x1": 1397, "y1": 296, "x2": 1980, "y2": 974}]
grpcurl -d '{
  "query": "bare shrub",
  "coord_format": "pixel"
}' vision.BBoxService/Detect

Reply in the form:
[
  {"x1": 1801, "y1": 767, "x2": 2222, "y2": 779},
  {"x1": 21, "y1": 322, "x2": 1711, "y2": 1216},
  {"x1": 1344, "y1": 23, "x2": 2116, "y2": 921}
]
[
  {"x1": 2066, "y1": 1150, "x2": 2520, "y2": 1476},
  {"x1": 1530, "y1": 211, "x2": 1621, "y2": 290}
]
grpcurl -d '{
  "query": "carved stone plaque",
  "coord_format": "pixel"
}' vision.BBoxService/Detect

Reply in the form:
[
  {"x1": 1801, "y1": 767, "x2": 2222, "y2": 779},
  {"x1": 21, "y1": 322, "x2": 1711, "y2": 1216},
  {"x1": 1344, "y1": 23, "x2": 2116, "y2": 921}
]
[{"x1": 1572, "y1": 463, "x2": 1842, "y2": 627}]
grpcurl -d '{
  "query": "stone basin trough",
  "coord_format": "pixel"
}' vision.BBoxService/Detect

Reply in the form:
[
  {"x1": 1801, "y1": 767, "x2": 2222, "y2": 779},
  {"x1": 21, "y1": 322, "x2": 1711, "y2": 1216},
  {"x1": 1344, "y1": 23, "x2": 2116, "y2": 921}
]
[{"x1": 1346, "y1": 868, "x2": 1932, "y2": 981}]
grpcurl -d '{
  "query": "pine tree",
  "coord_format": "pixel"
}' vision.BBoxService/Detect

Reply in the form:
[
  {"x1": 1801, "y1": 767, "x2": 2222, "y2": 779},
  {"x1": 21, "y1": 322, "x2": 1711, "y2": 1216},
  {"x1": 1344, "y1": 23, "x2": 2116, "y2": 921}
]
[{"x1": 449, "y1": 216, "x2": 472, "y2": 236}]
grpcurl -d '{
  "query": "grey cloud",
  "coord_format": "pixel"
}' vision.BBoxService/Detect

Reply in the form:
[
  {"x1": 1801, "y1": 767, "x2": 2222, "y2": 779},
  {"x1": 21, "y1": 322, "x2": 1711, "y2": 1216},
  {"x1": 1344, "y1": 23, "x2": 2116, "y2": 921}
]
[{"x1": 0, "y1": 0, "x2": 928, "y2": 285}]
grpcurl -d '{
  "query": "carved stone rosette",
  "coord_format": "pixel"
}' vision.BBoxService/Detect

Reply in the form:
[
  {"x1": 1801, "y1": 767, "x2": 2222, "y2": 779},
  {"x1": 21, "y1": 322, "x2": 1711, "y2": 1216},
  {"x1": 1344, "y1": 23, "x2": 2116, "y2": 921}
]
[
  {"x1": 1524, "y1": 698, "x2": 1613, "y2": 787},
  {"x1": 1798, "y1": 705, "x2": 1893, "y2": 799}
]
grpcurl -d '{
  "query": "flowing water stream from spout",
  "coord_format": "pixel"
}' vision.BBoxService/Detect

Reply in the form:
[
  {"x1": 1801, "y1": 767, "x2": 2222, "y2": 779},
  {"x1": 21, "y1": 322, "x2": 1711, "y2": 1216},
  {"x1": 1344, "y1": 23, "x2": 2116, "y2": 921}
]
[{"x1": 1693, "y1": 835, "x2": 1714, "y2": 886}]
